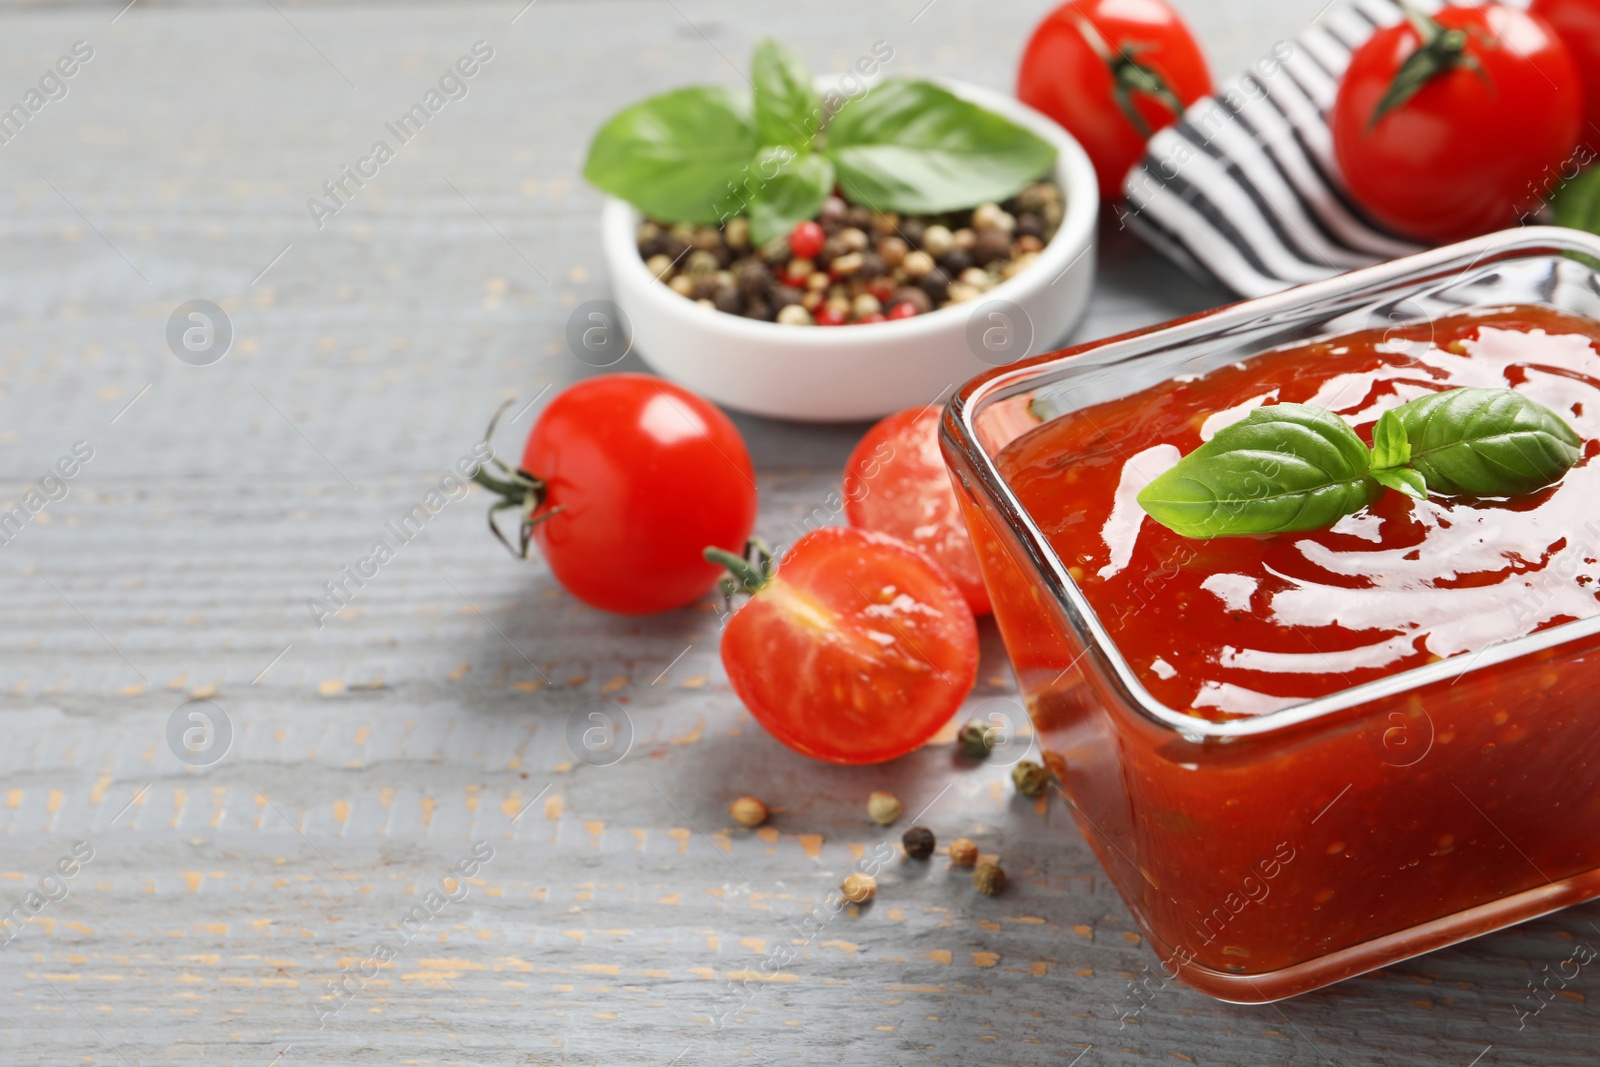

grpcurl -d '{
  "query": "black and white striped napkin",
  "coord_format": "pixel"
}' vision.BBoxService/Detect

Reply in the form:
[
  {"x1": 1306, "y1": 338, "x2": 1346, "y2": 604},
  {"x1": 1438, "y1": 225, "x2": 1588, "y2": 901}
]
[{"x1": 1122, "y1": 0, "x2": 1454, "y2": 297}]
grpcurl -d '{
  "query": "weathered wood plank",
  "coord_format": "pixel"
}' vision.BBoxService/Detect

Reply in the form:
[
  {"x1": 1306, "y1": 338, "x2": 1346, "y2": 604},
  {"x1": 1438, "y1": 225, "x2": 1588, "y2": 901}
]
[{"x1": 0, "y1": 1, "x2": 1594, "y2": 1064}]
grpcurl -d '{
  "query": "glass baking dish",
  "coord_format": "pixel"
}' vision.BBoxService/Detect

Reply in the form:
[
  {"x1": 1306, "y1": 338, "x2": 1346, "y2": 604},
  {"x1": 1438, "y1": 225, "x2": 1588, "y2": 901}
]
[{"x1": 941, "y1": 226, "x2": 1600, "y2": 1003}]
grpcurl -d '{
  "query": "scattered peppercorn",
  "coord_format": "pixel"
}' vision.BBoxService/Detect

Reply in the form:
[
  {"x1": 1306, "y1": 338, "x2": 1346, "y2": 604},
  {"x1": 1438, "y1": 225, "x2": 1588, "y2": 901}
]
[
  {"x1": 1012, "y1": 759, "x2": 1052, "y2": 798},
  {"x1": 729, "y1": 796, "x2": 768, "y2": 827},
  {"x1": 958, "y1": 719, "x2": 997, "y2": 759},
  {"x1": 634, "y1": 182, "x2": 1064, "y2": 325},
  {"x1": 901, "y1": 825, "x2": 936, "y2": 860},
  {"x1": 841, "y1": 872, "x2": 877, "y2": 904},
  {"x1": 948, "y1": 837, "x2": 979, "y2": 868},
  {"x1": 867, "y1": 790, "x2": 902, "y2": 826},
  {"x1": 973, "y1": 862, "x2": 1006, "y2": 896}
]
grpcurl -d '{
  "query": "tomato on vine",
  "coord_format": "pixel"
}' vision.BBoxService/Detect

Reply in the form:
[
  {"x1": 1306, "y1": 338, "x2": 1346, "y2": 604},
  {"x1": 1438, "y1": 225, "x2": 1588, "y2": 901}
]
[
  {"x1": 1332, "y1": 2, "x2": 1581, "y2": 243},
  {"x1": 843, "y1": 406, "x2": 992, "y2": 616},
  {"x1": 708, "y1": 529, "x2": 979, "y2": 765},
  {"x1": 474, "y1": 374, "x2": 758, "y2": 615},
  {"x1": 1017, "y1": 0, "x2": 1213, "y2": 199}
]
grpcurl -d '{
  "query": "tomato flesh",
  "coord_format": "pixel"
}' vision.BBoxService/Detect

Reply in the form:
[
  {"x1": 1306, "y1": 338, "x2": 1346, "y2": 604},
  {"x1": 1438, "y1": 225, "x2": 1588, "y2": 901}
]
[
  {"x1": 1332, "y1": 4, "x2": 1581, "y2": 243},
  {"x1": 719, "y1": 527, "x2": 979, "y2": 764},
  {"x1": 523, "y1": 374, "x2": 757, "y2": 615},
  {"x1": 844, "y1": 406, "x2": 992, "y2": 615},
  {"x1": 1017, "y1": 0, "x2": 1213, "y2": 199}
]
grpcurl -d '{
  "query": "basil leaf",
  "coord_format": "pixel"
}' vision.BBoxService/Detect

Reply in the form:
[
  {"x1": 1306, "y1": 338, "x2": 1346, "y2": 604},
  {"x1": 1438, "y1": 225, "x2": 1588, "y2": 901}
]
[
  {"x1": 747, "y1": 150, "x2": 834, "y2": 246},
  {"x1": 1369, "y1": 408, "x2": 1411, "y2": 470},
  {"x1": 1394, "y1": 387, "x2": 1581, "y2": 496},
  {"x1": 1373, "y1": 466, "x2": 1428, "y2": 500},
  {"x1": 583, "y1": 86, "x2": 756, "y2": 224},
  {"x1": 1552, "y1": 163, "x2": 1600, "y2": 235},
  {"x1": 824, "y1": 81, "x2": 1057, "y2": 214},
  {"x1": 1136, "y1": 404, "x2": 1378, "y2": 539},
  {"x1": 752, "y1": 39, "x2": 821, "y2": 151},
  {"x1": 1551, "y1": 164, "x2": 1600, "y2": 270}
]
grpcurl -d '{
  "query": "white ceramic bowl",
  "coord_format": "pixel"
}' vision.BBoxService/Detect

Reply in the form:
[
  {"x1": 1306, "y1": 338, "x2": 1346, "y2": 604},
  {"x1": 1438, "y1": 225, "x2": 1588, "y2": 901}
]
[{"x1": 598, "y1": 77, "x2": 1099, "y2": 422}]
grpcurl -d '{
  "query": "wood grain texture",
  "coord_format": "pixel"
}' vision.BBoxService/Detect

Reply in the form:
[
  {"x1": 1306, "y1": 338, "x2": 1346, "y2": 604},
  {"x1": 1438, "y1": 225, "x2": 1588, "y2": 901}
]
[{"x1": 0, "y1": 1, "x2": 1594, "y2": 1064}]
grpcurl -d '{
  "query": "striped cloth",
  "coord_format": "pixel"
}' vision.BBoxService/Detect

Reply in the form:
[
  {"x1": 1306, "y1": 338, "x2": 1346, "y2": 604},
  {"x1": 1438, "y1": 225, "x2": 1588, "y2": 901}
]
[{"x1": 1121, "y1": 0, "x2": 1459, "y2": 297}]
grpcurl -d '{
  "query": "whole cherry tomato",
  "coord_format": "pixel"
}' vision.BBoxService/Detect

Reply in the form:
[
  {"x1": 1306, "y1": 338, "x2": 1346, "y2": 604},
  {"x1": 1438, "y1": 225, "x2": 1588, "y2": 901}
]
[
  {"x1": 709, "y1": 528, "x2": 978, "y2": 765},
  {"x1": 843, "y1": 406, "x2": 992, "y2": 615},
  {"x1": 1331, "y1": 3, "x2": 1581, "y2": 243},
  {"x1": 1017, "y1": 0, "x2": 1213, "y2": 199},
  {"x1": 475, "y1": 374, "x2": 757, "y2": 615},
  {"x1": 1531, "y1": 0, "x2": 1600, "y2": 149}
]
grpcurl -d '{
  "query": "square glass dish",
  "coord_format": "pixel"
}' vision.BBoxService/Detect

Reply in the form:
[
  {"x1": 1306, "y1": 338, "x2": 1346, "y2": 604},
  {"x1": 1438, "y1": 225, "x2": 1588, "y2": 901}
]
[{"x1": 940, "y1": 226, "x2": 1600, "y2": 1003}]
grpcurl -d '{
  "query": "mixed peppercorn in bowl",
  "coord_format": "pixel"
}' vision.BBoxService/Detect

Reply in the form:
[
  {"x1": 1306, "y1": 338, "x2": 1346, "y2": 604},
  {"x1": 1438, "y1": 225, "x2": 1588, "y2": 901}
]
[{"x1": 637, "y1": 182, "x2": 1066, "y2": 327}]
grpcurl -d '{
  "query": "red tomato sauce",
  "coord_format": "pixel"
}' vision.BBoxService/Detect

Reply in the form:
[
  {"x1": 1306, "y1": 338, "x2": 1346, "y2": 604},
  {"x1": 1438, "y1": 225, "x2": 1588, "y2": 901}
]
[
  {"x1": 998, "y1": 305, "x2": 1600, "y2": 720},
  {"x1": 972, "y1": 306, "x2": 1600, "y2": 992}
]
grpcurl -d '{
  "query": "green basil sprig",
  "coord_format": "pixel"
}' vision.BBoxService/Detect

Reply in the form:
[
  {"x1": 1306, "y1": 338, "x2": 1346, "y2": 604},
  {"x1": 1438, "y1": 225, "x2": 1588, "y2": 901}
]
[
  {"x1": 1395, "y1": 387, "x2": 1582, "y2": 496},
  {"x1": 1135, "y1": 404, "x2": 1379, "y2": 539},
  {"x1": 1136, "y1": 387, "x2": 1581, "y2": 539},
  {"x1": 582, "y1": 39, "x2": 1057, "y2": 245},
  {"x1": 1551, "y1": 162, "x2": 1600, "y2": 238}
]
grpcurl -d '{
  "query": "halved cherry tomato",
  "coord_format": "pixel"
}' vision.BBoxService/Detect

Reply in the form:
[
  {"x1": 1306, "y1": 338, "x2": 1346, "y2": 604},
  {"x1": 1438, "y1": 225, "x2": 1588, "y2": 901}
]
[
  {"x1": 711, "y1": 528, "x2": 978, "y2": 765},
  {"x1": 1331, "y1": 3, "x2": 1581, "y2": 243},
  {"x1": 1531, "y1": 0, "x2": 1600, "y2": 149},
  {"x1": 1017, "y1": 0, "x2": 1213, "y2": 199},
  {"x1": 843, "y1": 406, "x2": 992, "y2": 615},
  {"x1": 475, "y1": 374, "x2": 757, "y2": 615}
]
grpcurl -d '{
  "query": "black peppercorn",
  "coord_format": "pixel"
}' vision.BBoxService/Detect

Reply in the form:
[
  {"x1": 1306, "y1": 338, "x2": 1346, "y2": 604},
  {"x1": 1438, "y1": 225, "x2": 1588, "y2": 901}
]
[
  {"x1": 846, "y1": 204, "x2": 873, "y2": 230},
  {"x1": 939, "y1": 248, "x2": 973, "y2": 275},
  {"x1": 889, "y1": 287, "x2": 932, "y2": 315},
  {"x1": 917, "y1": 267, "x2": 950, "y2": 303},
  {"x1": 857, "y1": 252, "x2": 887, "y2": 279},
  {"x1": 713, "y1": 286, "x2": 743, "y2": 315},
  {"x1": 743, "y1": 299, "x2": 772, "y2": 321},
  {"x1": 770, "y1": 285, "x2": 803, "y2": 310},
  {"x1": 734, "y1": 258, "x2": 771, "y2": 294},
  {"x1": 899, "y1": 218, "x2": 925, "y2": 248},
  {"x1": 1015, "y1": 212, "x2": 1045, "y2": 239},
  {"x1": 902, "y1": 825, "x2": 936, "y2": 860},
  {"x1": 822, "y1": 235, "x2": 852, "y2": 264},
  {"x1": 819, "y1": 196, "x2": 848, "y2": 232},
  {"x1": 970, "y1": 229, "x2": 1012, "y2": 267}
]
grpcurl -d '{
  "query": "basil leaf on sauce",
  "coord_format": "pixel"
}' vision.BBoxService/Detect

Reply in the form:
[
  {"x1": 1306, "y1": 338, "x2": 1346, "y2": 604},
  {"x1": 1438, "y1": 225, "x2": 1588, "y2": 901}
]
[
  {"x1": 1394, "y1": 387, "x2": 1581, "y2": 496},
  {"x1": 1136, "y1": 404, "x2": 1378, "y2": 539},
  {"x1": 1369, "y1": 408, "x2": 1411, "y2": 471},
  {"x1": 1372, "y1": 465, "x2": 1428, "y2": 500}
]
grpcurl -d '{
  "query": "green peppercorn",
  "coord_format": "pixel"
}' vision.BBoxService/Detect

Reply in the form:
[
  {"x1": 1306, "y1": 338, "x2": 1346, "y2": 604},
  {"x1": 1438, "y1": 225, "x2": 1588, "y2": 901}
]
[
  {"x1": 973, "y1": 862, "x2": 1006, "y2": 896},
  {"x1": 957, "y1": 719, "x2": 996, "y2": 759},
  {"x1": 901, "y1": 825, "x2": 936, "y2": 860},
  {"x1": 867, "y1": 791, "x2": 902, "y2": 826},
  {"x1": 1012, "y1": 759, "x2": 1052, "y2": 798}
]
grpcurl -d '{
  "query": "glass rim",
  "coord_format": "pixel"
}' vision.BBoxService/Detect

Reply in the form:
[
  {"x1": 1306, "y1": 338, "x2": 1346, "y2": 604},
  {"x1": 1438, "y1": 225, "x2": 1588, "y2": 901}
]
[{"x1": 943, "y1": 225, "x2": 1600, "y2": 741}]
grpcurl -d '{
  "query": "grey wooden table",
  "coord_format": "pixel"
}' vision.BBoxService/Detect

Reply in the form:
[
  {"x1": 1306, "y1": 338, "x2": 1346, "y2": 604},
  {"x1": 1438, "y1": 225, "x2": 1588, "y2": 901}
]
[{"x1": 0, "y1": 1, "x2": 1595, "y2": 1064}]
